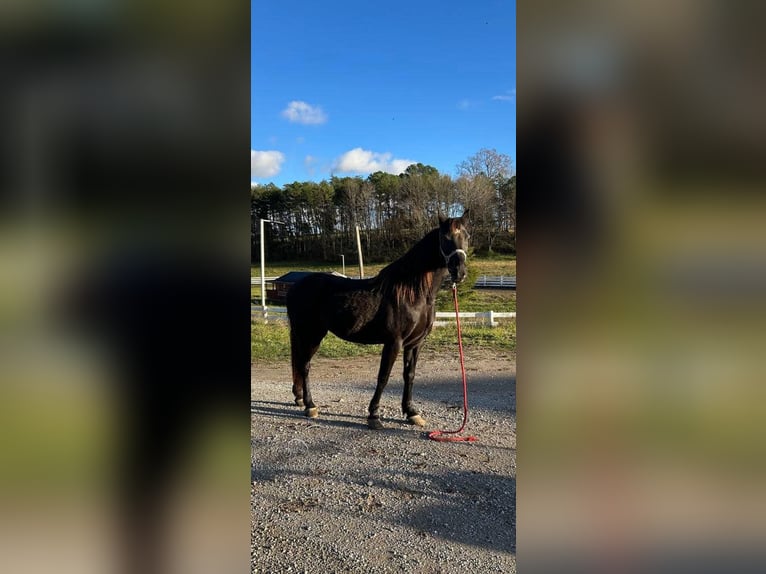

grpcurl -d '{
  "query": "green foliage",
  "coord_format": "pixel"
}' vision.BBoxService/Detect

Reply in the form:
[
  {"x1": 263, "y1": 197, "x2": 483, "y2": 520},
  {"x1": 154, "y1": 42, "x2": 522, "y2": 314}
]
[
  {"x1": 435, "y1": 286, "x2": 516, "y2": 313},
  {"x1": 251, "y1": 320, "x2": 515, "y2": 363},
  {"x1": 316, "y1": 332, "x2": 383, "y2": 359},
  {"x1": 251, "y1": 250, "x2": 517, "y2": 362},
  {"x1": 432, "y1": 254, "x2": 516, "y2": 311},
  {"x1": 251, "y1": 149, "x2": 515, "y2": 261},
  {"x1": 426, "y1": 321, "x2": 516, "y2": 352},
  {"x1": 251, "y1": 322, "x2": 381, "y2": 361},
  {"x1": 402, "y1": 163, "x2": 439, "y2": 178},
  {"x1": 251, "y1": 321, "x2": 291, "y2": 361}
]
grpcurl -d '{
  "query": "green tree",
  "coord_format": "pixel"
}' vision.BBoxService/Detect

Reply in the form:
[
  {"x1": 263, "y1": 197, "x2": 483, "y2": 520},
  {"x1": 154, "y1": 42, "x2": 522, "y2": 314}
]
[
  {"x1": 399, "y1": 163, "x2": 441, "y2": 236},
  {"x1": 499, "y1": 174, "x2": 516, "y2": 232}
]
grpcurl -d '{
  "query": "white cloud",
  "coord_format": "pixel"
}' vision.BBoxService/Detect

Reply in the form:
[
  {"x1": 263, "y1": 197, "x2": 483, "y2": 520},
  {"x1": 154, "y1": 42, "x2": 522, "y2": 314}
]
[
  {"x1": 333, "y1": 147, "x2": 415, "y2": 175},
  {"x1": 492, "y1": 88, "x2": 516, "y2": 101},
  {"x1": 457, "y1": 99, "x2": 472, "y2": 110},
  {"x1": 390, "y1": 158, "x2": 415, "y2": 174},
  {"x1": 251, "y1": 150, "x2": 285, "y2": 178},
  {"x1": 281, "y1": 101, "x2": 328, "y2": 125}
]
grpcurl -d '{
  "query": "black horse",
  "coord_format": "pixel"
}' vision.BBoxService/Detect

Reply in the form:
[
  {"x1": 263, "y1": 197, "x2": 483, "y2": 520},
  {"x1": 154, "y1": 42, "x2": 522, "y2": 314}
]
[{"x1": 286, "y1": 211, "x2": 470, "y2": 430}]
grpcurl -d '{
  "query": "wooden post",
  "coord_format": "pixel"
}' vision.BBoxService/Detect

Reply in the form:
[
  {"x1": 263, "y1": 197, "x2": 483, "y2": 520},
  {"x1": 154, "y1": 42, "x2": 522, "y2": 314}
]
[
  {"x1": 260, "y1": 218, "x2": 267, "y2": 312},
  {"x1": 355, "y1": 225, "x2": 364, "y2": 278}
]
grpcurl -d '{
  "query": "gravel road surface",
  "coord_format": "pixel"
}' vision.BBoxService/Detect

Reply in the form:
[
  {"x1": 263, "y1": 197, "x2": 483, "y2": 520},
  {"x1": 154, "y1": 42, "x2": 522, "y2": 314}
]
[{"x1": 251, "y1": 348, "x2": 516, "y2": 573}]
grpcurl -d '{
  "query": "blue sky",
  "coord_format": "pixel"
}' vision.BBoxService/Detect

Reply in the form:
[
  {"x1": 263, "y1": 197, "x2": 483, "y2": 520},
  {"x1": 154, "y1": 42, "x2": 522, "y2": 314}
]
[{"x1": 251, "y1": 0, "x2": 516, "y2": 186}]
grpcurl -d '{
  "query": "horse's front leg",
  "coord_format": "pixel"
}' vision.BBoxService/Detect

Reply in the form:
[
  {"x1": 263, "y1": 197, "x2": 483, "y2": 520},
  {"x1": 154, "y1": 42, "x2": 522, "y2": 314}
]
[
  {"x1": 402, "y1": 345, "x2": 426, "y2": 426},
  {"x1": 367, "y1": 340, "x2": 401, "y2": 430}
]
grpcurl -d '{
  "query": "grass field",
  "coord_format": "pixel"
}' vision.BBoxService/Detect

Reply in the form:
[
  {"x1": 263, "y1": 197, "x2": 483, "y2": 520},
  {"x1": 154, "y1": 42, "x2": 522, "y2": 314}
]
[
  {"x1": 251, "y1": 253, "x2": 516, "y2": 312},
  {"x1": 251, "y1": 253, "x2": 516, "y2": 361},
  {"x1": 252, "y1": 320, "x2": 515, "y2": 362}
]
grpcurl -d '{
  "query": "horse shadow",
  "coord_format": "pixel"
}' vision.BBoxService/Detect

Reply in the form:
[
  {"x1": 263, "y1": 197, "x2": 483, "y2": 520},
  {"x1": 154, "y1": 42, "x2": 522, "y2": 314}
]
[
  {"x1": 391, "y1": 470, "x2": 516, "y2": 554},
  {"x1": 250, "y1": 400, "x2": 424, "y2": 436}
]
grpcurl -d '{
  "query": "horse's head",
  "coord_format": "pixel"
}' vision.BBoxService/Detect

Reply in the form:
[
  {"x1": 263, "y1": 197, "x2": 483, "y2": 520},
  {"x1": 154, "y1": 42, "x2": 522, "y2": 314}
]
[{"x1": 438, "y1": 210, "x2": 471, "y2": 284}]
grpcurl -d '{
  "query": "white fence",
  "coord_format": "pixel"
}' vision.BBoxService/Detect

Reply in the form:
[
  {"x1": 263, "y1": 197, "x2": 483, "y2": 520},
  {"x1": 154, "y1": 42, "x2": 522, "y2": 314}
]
[
  {"x1": 432, "y1": 310, "x2": 516, "y2": 328},
  {"x1": 474, "y1": 275, "x2": 516, "y2": 289},
  {"x1": 251, "y1": 306, "x2": 515, "y2": 327},
  {"x1": 254, "y1": 276, "x2": 517, "y2": 288},
  {"x1": 251, "y1": 306, "x2": 289, "y2": 322}
]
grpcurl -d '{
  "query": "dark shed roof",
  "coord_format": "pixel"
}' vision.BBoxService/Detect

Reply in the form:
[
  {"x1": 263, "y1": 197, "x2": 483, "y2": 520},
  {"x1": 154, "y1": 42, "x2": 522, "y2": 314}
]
[
  {"x1": 274, "y1": 271, "x2": 346, "y2": 283},
  {"x1": 274, "y1": 271, "x2": 315, "y2": 283}
]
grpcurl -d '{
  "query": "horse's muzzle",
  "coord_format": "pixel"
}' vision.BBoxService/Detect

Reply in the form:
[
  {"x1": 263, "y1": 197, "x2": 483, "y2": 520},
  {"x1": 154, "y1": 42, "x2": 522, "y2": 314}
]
[{"x1": 451, "y1": 269, "x2": 467, "y2": 284}]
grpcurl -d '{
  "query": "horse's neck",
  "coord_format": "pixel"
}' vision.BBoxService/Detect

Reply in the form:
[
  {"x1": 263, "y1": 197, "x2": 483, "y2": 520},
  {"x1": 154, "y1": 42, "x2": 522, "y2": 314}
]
[
  {"x1": 384, "y1": 230, "x2": 446, "y2": 303},
  {"x1": 390, "y1": 232, "x2": 439, "y2": 272},
  {"x1": 427, "y1": 267, "x2": 449, "y2": 300}
]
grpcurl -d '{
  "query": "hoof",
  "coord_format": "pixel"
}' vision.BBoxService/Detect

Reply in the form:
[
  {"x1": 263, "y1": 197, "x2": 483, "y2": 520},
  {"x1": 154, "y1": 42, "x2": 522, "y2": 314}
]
[
  {"x1": 295, "y1": 398, "x2": 305, "y2": 407},
  {"x1": 305, "y1": 407, "x2": 319, "y2": 418},
  {"x1": 367, "y1": 417, "x2": 384, "y2": 430},
  {"x1": 407, "y1": 414, "x2": 427, "y2": 427}
]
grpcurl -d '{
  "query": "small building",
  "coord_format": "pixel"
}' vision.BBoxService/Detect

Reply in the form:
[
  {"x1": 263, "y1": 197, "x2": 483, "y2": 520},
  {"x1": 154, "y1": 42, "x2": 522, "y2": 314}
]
[{"x1": 266, "y1": 270, "x2": 347, "y2": 304}]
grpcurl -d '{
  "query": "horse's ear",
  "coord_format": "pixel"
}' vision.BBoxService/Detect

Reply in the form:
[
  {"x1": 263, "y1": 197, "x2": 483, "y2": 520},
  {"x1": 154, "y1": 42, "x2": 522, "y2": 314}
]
[
  {"x1": 450, "y1": 209, "x2": 470, "y2": 234},
  {"x1": 438, "y1": 213, "x2": 447, "y2": 225}
]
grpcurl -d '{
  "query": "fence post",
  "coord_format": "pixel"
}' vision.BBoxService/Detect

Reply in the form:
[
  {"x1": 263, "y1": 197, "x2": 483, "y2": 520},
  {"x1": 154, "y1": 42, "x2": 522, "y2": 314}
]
[{"x1": 489, "y1": 310, "x2": 495, "y2": 328}]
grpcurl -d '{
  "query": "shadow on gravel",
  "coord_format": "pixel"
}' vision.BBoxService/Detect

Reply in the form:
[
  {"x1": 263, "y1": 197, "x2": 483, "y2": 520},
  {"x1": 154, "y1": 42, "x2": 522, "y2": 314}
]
[
  {"x1": 251, "y1": 401, "x2": 364, "y2": 429},
  {"x1": 250, "y1": 400, "x2": 301, "y2": 417},
  {"x1": 395, "y1": 470, "x2": 516, "y2": 554},
  {"x1": 252, "y1": 447, "x2": 516, "y2": 555},
  {"x1": 412, "y1": 374, "x2": 517, "y2": 414},
  {"x1": 251, "y1": 400, "x2": 426, "y2": 436}
]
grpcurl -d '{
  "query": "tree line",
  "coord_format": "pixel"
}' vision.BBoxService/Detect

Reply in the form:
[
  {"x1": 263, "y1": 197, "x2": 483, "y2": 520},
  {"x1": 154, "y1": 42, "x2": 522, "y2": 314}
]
[{"x1": 251, "y1": 148, "x2": 515, "y2": 263}]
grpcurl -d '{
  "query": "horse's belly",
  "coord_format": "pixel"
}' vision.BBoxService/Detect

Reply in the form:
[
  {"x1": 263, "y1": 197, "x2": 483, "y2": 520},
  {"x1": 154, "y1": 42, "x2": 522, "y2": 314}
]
[
  {"x1": 328, "y1": 316, "x2": 387, "y2": 345},
  {"x1": 323, "y1": 303, "x2": 385, "y2": 344},
  {"x1": 334, "y1": 329, "x2": 386, "y2": 345}
]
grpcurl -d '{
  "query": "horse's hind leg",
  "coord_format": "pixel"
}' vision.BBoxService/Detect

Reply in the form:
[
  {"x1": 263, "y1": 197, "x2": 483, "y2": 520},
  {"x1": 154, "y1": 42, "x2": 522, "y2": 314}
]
[
  {"x1": 402, "y1": 344, "x2": 426, "y2": 427},
  {"x1": 290, "y1": 326, "x2": 326, "y2": 417},
  {"x1": 290, "y1": 328, "x2": 305, "y2": 407}
]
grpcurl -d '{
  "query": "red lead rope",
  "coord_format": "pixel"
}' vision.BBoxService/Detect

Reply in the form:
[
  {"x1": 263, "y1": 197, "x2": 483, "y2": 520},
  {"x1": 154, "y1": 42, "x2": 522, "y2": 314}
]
[{"x1": 428, "y1": 284, "x2": 478, "y2": 442}]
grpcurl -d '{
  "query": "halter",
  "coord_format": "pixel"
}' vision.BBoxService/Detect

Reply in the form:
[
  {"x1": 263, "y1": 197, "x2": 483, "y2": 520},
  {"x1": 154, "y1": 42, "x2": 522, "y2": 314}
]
[{"x1": 439, "y1": 238, "x2": 467, "y2": 266}]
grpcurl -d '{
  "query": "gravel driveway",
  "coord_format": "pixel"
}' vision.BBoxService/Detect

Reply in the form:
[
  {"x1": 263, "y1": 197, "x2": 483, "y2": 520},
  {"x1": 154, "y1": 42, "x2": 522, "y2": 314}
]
[{"x1": 251, "y1": 348, "x2": 516, "y2": 574}]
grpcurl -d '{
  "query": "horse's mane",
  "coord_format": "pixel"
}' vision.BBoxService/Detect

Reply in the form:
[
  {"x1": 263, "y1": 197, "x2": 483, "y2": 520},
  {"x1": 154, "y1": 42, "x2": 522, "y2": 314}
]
[{"x1": 375, "y1": 228, "x2": 443, "y2": 305}]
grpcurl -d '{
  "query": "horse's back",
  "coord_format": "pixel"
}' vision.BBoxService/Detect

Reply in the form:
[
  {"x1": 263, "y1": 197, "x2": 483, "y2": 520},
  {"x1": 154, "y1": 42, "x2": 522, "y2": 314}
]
[
  {"x1": 287, "y1": 273, "x2": 365, "y2": 315},
  {"x1": 286, "y1": 273, "x2": 326, "y2": 316},
  {"x1": 286, "y1": 272, "x2": 385, "y2": 342}
]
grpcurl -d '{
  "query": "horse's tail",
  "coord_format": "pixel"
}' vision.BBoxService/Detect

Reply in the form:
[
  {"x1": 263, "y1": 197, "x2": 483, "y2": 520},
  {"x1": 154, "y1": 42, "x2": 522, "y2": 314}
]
[
  {"x1": 286, "y1": 288, "x2": 297, "y2": 373},
  {"x1": 287, "y1": 311, "x2": 300, "y2": 375},
  {"x1": 286, "y1": 281, "x2": 306, "y2": 405}
]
